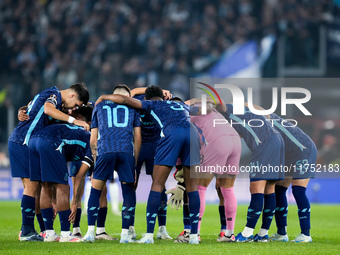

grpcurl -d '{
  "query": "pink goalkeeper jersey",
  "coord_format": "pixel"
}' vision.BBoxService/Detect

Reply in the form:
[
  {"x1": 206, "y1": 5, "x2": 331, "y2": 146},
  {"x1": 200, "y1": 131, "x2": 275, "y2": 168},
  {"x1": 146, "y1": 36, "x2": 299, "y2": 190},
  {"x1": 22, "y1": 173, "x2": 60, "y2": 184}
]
[{"x1": 190, "y1": 110, "x2": 238, "y2": 145}]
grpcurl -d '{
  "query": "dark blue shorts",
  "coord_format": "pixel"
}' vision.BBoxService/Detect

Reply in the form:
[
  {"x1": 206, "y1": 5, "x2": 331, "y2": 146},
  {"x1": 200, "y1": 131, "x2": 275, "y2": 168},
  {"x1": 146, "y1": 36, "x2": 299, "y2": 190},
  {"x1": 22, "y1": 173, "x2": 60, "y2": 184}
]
[
  {"x1": 93, "y1": 153, "x2": 135, "y2": 183},
  {"x1": 136, "y1": 141, "x2": 158, "y2": 175},
  {"x1": 69, "y1": 161, "x2": 81, "y2": 177},
  {"x1": 285, "y1": 141, "x2": 317, "y2": 179},
  {"x1": 154, "y1": 126, "x2": 200, "y2": 167},
  {"x1": 29, "y1": 137, "x2": 69, "y2": 184},
  {"x1": 69, "y1": 161, "x2": 93, "y2": 177},
  {"x1": 8, "y1": 140, "x2": 29, "y2": 178},
  {"x1": 250, "y1": 133, "x2": 285, "y2": 182}
]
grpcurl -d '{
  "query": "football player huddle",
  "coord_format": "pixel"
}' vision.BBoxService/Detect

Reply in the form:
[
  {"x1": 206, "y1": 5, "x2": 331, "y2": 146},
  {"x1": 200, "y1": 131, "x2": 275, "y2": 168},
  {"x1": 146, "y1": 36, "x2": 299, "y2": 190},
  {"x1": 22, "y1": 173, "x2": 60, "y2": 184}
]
[{"x1": 8, "y1": 83, "x2": 316, "y2": 244}]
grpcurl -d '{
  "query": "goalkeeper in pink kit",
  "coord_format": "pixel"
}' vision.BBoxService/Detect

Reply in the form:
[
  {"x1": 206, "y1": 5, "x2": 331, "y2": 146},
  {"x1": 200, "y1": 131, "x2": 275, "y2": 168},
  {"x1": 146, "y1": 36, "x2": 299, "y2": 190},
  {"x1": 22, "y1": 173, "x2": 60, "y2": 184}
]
[
  {"x1": 192, "y1": 109, "x2": 241, "y2": 242},
  {"x1": 168, "y1": 99, "x2": 241, "y2": 243}
]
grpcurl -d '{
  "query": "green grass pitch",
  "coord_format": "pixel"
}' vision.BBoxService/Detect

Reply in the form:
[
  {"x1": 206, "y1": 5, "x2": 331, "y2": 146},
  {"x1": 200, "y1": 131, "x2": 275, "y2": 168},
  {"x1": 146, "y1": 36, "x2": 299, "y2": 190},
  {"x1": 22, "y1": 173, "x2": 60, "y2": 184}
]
[{"x1": 0, "y1": 202, "x2": 339, "y2": 254}]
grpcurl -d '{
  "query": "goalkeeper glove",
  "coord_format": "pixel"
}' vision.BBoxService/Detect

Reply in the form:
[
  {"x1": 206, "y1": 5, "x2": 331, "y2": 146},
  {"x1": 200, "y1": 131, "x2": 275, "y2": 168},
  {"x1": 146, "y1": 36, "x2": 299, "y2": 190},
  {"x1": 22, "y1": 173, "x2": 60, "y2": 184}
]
[
  {"x1": 165, "y1": 184, "x2": 185, "y2": 210},
  {"x1": 174, "y1": 168, "x2": 184, "y2": 183}
]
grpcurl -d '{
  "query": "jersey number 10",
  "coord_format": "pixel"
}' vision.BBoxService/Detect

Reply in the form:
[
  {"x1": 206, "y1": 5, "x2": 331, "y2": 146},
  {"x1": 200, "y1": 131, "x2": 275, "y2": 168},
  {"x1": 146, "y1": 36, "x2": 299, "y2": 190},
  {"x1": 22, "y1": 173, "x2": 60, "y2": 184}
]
[{"x1": 103, "y1": 105, "x2": 129, "y2": 128}]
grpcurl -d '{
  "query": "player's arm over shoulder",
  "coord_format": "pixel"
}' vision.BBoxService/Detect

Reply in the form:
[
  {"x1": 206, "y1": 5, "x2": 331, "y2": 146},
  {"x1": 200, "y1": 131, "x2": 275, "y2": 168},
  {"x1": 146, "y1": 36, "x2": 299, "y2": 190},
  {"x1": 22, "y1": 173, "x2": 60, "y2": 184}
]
[
  {"x1": 131, "y1": 88, "x2": 147, "y2": 97},
  {"x1": 131, "y1": 87, "x2": 172, "y2": 100},
  {"x1": 95, "y1": 94, "x2": 142, "y2": 109},
  {"x1": 186, "y1": 97, "x2": 227, "y2": 114},
  {"x1": 189, "y1": 103, "x2": 215, "y2": 116},
  {"x1": 44, "y1": 101, "x2": 69, "y2": 122},
  {"x1": 243, "y1": 102, "x2": 270, "y2": 119}
]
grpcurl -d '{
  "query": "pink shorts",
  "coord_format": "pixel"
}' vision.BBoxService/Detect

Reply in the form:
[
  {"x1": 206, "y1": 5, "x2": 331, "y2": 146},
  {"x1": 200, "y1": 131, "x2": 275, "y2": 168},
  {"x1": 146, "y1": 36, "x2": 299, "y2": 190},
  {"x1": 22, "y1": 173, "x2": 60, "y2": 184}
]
[{"x1": 200, "y1": 135, "x2": 241, "y2": 175}]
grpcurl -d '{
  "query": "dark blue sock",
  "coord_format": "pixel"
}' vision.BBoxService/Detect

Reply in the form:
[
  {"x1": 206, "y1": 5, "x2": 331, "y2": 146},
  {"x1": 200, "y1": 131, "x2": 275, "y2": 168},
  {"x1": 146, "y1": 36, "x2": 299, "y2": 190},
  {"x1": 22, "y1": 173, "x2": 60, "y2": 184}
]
[
  {"x1": 219, "y1": 205, "x2": 227, "y2": 230},
  {"x1": 261, "y1": 193, "x2": 276, "y2": 230},
  {"x1": 131, "y1": 191, "x2": 136, "y2": 227},
  {"x1": 73, "y1": 208, "x2": 82, "y2": 228},
  {"x1": 183, "y1": 192, "x2": 191, "y2": 230},
  {"x1": 275, "y1": 185, "x2": 288, "y2": 235},
  {"x1": 21, "y1": 195, "x2": 36, "y2": 235},
  {"x1": 292, "y1": 186, "x2": 311, "y2": 236},
  {"x1": 183, "y1": 204, "x2": 191, "y2": 229},
  {"x1": 87, "y1": 187, "x2": 102, "y2": 226},
  {"x1": 58, "y1": 209, "x2": 71, "y2": 232},
  {"x1": 158, "y1": 189, "x2": 167, "y2": 226},
  {"x1": 36, "y1": 213, "x2": 45, "y2": 232},
  {"x1": 246, "y1": 193, "x2": 264, "y2": 229},
  {"x1": 97, "y1": 207, "x2": 107, "y2": 228},
  {"x1": 187, "y1": 191, "x2": 200, "y2": 234},
  {"x1": 41, "y1": 207, "x2": 54, "y2": 230},
  {"x1": 121, "y1": 183, "x2": 135, "y2": 230},
  {"x1": 146, "y1": 190, "x2": 161, "y2": 233}
]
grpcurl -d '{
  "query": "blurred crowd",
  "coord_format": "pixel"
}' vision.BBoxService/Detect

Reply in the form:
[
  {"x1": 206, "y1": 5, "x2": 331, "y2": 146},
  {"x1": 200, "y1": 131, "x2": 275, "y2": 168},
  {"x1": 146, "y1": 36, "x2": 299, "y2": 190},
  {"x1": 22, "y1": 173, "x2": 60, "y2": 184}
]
[
  {"x1": 0, "y1": 0, "x2": 337, "y2": 102},
  {"x1": 0, "y1": 0, "x2": 340, "y2": 160}
]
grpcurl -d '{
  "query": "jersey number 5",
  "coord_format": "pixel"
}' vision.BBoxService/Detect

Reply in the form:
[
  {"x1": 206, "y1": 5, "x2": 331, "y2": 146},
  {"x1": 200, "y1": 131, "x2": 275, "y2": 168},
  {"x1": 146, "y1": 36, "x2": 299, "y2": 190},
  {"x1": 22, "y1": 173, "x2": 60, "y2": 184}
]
[{"x1": 103, "y1": 105, "x2": 129, "y2": 128}]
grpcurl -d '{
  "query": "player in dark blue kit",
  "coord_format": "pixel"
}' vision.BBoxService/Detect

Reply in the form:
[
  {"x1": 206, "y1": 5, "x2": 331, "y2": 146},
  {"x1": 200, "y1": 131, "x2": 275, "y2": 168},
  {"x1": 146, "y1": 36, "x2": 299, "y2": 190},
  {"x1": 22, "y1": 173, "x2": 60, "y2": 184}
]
[
  {"x1": 216, "y1": 103, "x2": 285, "y2": 242},
  {"x1": 69, "y1": 158, "x2": 91, "y2": 236},
  {"x1": 82, "y1": 85, "x2": 142, "y2": 243},
  {"x1": 68, "y1": 106, "x2": 117, "y2": 241},
  {"x1": 8, "y1": 83, "x2": 89, "y2": 241},
  {"x1": 69, "y1": 161, "x2": 117, "y2": 240},
  {"x1": 268, "y1": 114, "x2": 317, "y2": 243},
  {"x1": 29, "y1": 105, "x2": 93, "y2": 242},
  {"x1": 133, "y1": 94, "x2": 161, "y2": 182},
  {"x1": 95, "y1": 85, "x2": 201, "y2": 244},
  {"x1": 130, "y1": 90, "x2": 172, "y2": 240}
]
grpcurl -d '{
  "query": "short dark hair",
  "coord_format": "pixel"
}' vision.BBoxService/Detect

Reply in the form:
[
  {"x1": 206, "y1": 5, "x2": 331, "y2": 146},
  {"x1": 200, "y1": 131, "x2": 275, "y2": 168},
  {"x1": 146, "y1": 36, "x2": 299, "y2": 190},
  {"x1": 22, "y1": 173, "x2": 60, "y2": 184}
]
[
  {"x1": 69, "y1": 82, "x2": 89, "y2": 105},
  {"x1": 170, "y1": 97, "x2": 183, "y2": 102},
  {"x1": 113, "y1": 84, "x2": 131, "y2": 96},
  {"x1": 145, "y1": 85, "x2": 163, "y2": 100},
  {"x1": 72, "y1": 105, "x2": 93, "y2": 123}
]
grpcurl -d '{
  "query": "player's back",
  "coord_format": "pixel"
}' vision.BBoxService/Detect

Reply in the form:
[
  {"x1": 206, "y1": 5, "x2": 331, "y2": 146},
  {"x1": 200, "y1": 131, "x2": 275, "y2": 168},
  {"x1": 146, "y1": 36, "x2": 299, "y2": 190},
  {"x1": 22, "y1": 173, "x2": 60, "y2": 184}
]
[
  {"x1": 133, "y1": 94, "x2": 161, "y2": 143},
  {"x1": 32, "y1": 123, "x2": 91, "y2": 162},
  {"x1": 92, "y1": 100, "x2": 140, "y2": 156},
  {"x1": 222, "y1": 104, "x2": 277, "y2": 152},
  {"x1": 191, "y1": 110, "x2": 238, "y2": 144},
  {"x1": 140, "y1": 100, "x2": 191, "y2": 137},
  {"x1": 270, "y1": 113, "x2": 314, "y2": 156},
  {"x1": 9, "y1": 86, "x2": 62, "y2": 145}
]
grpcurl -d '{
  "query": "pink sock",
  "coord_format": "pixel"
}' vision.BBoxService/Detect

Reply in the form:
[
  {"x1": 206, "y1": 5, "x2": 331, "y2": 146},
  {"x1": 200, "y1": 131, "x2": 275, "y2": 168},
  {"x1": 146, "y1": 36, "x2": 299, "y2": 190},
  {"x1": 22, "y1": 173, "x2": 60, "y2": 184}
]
[
  {"x1": 197, "y1": 185, "x2": 207, "y2": 232},
  {"x1": 220, "y1": 187, "x2": 237, "y2": 232}
]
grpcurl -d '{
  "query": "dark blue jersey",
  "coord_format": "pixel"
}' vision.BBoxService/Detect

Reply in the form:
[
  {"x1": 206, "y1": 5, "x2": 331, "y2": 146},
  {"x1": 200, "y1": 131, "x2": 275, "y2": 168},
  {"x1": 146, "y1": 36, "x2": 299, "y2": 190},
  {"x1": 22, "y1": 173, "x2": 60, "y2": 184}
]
[
  {"x1": 32, "y1": 123, "x2": 93, "y2": 165},
  {"x1": 222, "y1": 104, "x2": 278, "y2": 152},
  {"x1": 9, "y1": 87, "x2": 62, "y2": 145},
  {"x1": 91, "y1": 100, "x2": 141, "y2": 156},
  {"x1": 133, "y1": 94, "x2": 161, "y2": 143},
  {"x1": 270, "y1": 113, "x2": 315, "y2": 159},
  {"x1": 140, "y1": 100, "x2": 191, "y2": 137}
]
